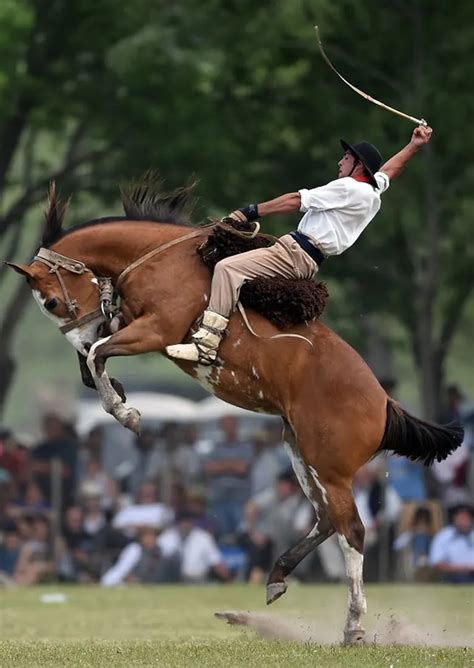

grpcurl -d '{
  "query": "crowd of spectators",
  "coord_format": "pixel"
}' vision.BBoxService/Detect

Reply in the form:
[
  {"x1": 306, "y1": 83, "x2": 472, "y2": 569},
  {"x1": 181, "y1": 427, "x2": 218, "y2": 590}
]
[{"x1": 0, "y1": 382, "x2": 473, "y2": 587}]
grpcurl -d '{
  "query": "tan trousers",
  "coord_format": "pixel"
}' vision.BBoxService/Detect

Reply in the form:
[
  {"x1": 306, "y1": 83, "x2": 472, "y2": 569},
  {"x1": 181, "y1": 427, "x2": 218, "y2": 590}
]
[{"x1": 208, "y1": 234, "x2": 319, "y2": 317}]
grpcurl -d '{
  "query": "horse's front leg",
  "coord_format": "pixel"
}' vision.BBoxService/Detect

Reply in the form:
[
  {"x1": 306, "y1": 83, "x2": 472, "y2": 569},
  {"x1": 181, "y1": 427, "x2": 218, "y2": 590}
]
[
  {"x1": 86, "y1": 316, "x2": 165, "y2": 433},
  {"x1": 77, "y1": 352, "x2": 126, "y2": 402}
]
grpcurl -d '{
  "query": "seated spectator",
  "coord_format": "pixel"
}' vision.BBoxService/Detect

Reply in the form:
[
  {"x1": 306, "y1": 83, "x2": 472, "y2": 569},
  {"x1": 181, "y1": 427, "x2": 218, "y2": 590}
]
[
  {"x1": 243, "y1": 470, "x2": 311, "y2": 584},
  {"x1": 429, "y1": 504, "x2": 474, "y2": 584},
  {"x1": 59, "y1": 506, "x2": 95, "y2": 582},
  {"x1": 101, "y1": 527, "x2": 180, "y2": 587},
  {"x1": 353, "y1": 464, "x2": 402, "y2": 547},
  {"x1": 14, "y1": 515, "x2": 55, "y2": 585},
  {"x1": 0, "y1": 523, "x2": 22, "y2": 582},
  {"x1": 78, "y1": 456, "x2": 117, "y2": 511},
  {"x1": 112, "y1": 482, "x2": 173, "y2": 537},
  {"x1": 31, "y1": 413, "x2": 78, "y2": 506},
  {"x1": 80, "y1": 483, "x2": 108, "y2": 536},
  {"x1": 159, "y1": 511, "x2": 231, "y2": 583},
  {"x1": 128, "y1": 429, "x2": 163, "y2": 497},
  {"x1": 0, "y1": 428, "x2": 29, "y2": 496},
  {"x1": 7, "y1": 481, "x2": 51, "y2": 519},
  {"x1": 353, "y1": 463, "x2": 402, "y2": 581},
  {"x1": 204, "y1": 416, "x2": 254, "y2": 538},
  {"x1": 394, "y1": 505, "x2": 439, "y2": 579}
]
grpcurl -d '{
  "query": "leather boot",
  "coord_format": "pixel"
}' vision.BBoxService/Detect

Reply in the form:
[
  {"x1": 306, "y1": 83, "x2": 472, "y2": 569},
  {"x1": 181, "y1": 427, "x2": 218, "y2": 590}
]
[{"x1": 165, "y1": 310, "x2": 229, "y2": 364}]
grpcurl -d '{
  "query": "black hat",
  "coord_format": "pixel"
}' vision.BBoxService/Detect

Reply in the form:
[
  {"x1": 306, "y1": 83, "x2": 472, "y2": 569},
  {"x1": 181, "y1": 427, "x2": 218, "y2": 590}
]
[{"x1": 340, "y1": 140, "x2": 383, "y2": 188}]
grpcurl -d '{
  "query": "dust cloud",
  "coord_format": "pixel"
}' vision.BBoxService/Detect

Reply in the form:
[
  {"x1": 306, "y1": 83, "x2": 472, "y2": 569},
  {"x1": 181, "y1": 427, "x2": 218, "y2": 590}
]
[{"x1": 215, "y1": 610, "x2": 472, "y2": 648}]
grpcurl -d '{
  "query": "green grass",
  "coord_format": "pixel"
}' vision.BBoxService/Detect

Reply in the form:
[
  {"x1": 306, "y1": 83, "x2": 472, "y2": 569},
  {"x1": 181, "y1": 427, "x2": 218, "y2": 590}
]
[{"x1": 1, "y1": 585, "x2": 473, "y2": 666}]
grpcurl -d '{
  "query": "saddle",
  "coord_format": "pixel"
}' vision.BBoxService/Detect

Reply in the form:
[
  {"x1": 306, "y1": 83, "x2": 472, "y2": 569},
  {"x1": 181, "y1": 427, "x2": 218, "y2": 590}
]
[{"x1": 197, "y1": 219, "x2": 329, "y2": 329}]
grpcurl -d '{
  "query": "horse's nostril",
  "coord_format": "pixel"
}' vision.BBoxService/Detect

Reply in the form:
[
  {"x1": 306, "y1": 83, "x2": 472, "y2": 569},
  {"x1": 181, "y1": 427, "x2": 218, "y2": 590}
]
[{"x1": 84, "y1": 343, "x2": 92, "y2": 353}]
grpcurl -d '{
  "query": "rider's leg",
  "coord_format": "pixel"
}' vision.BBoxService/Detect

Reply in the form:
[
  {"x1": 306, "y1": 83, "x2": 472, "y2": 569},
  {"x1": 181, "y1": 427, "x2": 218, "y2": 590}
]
[{"x1": 166, "y1": 235, "x2": 317, "y2": 364}]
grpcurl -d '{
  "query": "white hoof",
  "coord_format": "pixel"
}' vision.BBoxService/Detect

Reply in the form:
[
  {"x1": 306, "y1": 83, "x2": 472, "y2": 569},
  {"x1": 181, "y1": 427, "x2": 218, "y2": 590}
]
[
  {"x1": 343, "y1": 629, "x2": 365, "y2": 646},
  {"x1": 266, "y1": 581, "x2": 287, "y2": 605},
  {"x1": 115, "y1": 405, "x2": 141, "y2": 434}
]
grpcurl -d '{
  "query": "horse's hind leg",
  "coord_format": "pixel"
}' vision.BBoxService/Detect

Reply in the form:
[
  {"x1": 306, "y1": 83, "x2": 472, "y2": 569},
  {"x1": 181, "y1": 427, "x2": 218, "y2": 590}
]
[
  {"x1": 328, "y1": 487, "x2": 367, "y2": 645},
  {"x1": 266, "y1": 518, "x2": 334, "y2": 605},
  {"x1": 266, "y1": 419, "x2": 335, "y2": 604}
]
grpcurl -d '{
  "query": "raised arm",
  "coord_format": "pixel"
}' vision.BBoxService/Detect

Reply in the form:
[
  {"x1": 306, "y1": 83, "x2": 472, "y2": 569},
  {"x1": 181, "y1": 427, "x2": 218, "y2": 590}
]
[{"x1": 380, "y1": 125, "x2": 432, "y2": 181}]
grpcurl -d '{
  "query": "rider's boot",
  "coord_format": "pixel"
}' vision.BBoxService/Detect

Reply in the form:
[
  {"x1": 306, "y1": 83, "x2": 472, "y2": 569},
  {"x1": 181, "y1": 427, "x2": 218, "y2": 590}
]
[{"x1": 165, "y1": 310, "x2": 228, "y2": 365}]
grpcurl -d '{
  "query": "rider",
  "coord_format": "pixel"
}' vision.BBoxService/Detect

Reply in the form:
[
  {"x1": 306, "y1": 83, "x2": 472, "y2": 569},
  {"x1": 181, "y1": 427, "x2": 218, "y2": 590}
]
[{"x1": 166, "y1": 125, "x2": 432, "y2": 364}]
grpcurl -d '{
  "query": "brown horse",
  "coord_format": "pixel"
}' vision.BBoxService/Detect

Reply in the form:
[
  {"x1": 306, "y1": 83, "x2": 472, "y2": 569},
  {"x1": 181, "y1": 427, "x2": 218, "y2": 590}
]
[{"x1": 7, "y1": 181, "x2": 462, "y2": 644}]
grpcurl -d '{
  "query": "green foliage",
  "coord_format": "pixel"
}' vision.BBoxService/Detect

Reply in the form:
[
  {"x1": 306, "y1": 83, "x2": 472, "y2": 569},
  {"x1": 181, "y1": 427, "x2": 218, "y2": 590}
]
[{"x1": 0, "y1": 0, "x2": 472, "y2": 419}]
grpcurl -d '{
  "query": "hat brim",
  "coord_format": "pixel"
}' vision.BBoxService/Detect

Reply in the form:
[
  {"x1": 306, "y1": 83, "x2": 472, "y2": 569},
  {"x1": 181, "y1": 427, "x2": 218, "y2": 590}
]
[{"x1": 340, "y1": 139, "x2": 378, "y2": 188}]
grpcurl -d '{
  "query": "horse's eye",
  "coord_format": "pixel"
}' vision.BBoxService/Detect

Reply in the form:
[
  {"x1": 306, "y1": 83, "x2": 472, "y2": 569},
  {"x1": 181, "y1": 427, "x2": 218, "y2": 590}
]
[{"x1": 45, "y1": 298, "x2": 58, "y2": 310}]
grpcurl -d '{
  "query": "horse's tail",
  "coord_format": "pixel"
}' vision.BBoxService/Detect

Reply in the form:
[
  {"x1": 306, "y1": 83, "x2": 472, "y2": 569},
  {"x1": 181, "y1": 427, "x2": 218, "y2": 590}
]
[{"x1": 378, "y1": 398, "x2": 464, "y2": 466}]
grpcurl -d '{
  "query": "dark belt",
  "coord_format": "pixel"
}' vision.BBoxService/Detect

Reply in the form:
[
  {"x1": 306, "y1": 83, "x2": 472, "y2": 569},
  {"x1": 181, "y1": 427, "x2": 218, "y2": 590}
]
[{"x1": 290, "y1": 231, "x2": 326, "y2": 266}]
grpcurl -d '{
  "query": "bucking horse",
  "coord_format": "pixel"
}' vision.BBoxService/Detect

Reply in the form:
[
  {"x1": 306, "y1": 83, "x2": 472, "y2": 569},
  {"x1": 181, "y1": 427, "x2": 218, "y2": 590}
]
[{"x1": 6, "y1": 176, "x2": 462, "y2": 645}]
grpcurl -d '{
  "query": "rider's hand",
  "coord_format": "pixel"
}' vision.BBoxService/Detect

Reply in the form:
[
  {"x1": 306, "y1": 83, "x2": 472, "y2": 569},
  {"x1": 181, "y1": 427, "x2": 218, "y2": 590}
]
[
  {"x1": 228, "y1": 210, "x2": 248, "y2": 223},
  {"x1": 410, "y1": 125, "x2": 432, "y2": 147}
]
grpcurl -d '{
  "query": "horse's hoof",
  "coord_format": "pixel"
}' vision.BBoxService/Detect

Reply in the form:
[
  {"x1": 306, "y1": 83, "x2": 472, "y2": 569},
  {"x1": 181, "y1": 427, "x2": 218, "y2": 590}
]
[
  {"x1": 266, "y1": 581, "x2": 287, "y2": 605},
  {"x1": 343, "y1": 629, "x2": 365, "y2": 646},
  {"x1": 123, "y1": 407, "x2": 141, "y2": 434}
]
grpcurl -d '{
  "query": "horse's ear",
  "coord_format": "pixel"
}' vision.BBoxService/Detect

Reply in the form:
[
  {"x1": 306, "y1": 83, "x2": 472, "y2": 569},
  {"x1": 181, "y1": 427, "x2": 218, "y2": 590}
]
[
  {"x1": 4, "y1": 262, "x2": 36, "y2": 279},
  {"x1": 42, "y1": 181, "x2": 70, "y2": 246}
]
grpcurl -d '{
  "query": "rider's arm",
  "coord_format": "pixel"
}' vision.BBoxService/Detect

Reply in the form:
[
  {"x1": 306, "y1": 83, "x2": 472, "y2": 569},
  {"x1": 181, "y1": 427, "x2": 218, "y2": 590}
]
[
  {"x1": 380, "y1": 125, "x2": 432, "y2": 181},
  {"x1": 229, "y1": 193, "x2": 300, "y2": 223}
]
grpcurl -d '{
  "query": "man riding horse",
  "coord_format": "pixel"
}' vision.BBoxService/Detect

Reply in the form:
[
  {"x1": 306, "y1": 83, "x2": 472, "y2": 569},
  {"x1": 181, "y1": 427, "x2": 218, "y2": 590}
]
[{"x1": 166, "y1": 125, "x2": 432, "y2": 364}]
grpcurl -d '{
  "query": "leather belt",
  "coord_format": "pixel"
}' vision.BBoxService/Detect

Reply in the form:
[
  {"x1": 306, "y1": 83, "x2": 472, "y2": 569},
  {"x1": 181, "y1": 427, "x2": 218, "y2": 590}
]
[{"x1": 290, "y1": 231, "x2": 326, "y2": 266}]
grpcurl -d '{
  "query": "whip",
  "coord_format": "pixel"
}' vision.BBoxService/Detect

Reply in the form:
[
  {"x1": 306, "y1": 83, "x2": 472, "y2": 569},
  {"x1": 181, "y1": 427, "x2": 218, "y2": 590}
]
[{"x1": 314, "y1": 26, "x2": 428, "y2": 127}]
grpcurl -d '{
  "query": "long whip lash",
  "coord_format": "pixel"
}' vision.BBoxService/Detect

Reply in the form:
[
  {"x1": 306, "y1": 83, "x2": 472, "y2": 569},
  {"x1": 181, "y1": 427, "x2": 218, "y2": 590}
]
[{"x1": 314, "y1": 26, "x2": 427, "y2": 127}]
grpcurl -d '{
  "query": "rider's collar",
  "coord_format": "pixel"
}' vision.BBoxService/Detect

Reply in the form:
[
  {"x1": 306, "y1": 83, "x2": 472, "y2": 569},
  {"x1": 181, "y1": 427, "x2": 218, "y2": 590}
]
[{"x1": 351, "y1": 175, "x2": 373, "y2": 184}]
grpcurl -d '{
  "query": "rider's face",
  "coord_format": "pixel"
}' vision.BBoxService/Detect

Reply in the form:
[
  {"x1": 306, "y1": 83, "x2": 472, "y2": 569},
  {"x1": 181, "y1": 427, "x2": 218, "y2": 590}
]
[{"x1": 338, "y1": 151, "x2": 357, "y2": 178}]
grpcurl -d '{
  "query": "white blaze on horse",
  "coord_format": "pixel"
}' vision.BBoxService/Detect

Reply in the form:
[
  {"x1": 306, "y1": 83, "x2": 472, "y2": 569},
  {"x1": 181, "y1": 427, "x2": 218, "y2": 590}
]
[{"x1": 6, "y1": 178, "x2": 462, "y2": 645}]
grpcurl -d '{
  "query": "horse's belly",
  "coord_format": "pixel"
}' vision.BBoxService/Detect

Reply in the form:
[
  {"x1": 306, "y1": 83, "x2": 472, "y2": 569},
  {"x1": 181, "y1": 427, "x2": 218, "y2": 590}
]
[{"x1": 192, "y1": 364, "x2": 280, "y2": 415}]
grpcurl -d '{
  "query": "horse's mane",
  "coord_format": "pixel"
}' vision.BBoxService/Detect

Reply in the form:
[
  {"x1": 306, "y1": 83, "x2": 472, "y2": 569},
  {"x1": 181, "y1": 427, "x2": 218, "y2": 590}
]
[
  {"x1": 120, "y1": 170, "x2": 197, "y2": 226},
  {"x1": 42, "y1": 172, "x2": 198, "y2": 247}
]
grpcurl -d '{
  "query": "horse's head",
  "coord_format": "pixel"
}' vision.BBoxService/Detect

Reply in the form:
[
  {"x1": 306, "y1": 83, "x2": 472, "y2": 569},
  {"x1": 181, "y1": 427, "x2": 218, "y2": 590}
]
[{"x1": 6, "y1": 184, "x2": 107, "y2": 355}]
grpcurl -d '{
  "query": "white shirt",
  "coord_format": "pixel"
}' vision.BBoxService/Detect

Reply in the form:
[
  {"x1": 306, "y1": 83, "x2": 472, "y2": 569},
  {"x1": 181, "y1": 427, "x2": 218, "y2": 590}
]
[
  {"x1": 298, "y1": 172, "x2": 390, "y2": 256},
  {"x1": 101, "y1": 542, "x2": 143, "y2": 587},
  {"x1": 158, "y1": 527, "x2": 222, "y2": 580},
  {"x1": 429, "y1": 527, "x2": 474, "y2": 567},
  {"x1": 112, "y1": 503, "x2": 174, "y2": 536}
]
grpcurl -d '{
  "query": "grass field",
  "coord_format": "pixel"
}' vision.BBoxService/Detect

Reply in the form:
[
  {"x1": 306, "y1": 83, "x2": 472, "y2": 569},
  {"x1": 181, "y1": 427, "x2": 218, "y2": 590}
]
[{"x1": 1, "y1": 584, "x2": 473, "y2": 666}]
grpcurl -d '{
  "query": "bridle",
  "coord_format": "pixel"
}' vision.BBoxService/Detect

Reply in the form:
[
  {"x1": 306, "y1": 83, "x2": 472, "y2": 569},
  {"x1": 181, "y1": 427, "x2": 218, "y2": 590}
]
[
  {"x1": 33, "y1": 248, "x2": 114, "y2": 334},
  {"x1": 32, "y1": 228, "x2": 206, "y2": 335}
]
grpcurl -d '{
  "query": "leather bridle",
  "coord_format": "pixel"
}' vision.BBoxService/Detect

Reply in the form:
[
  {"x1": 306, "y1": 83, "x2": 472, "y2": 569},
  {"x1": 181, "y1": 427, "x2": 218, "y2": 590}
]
[{"x1": 32, "y1": 228, "x2": 206, "y2": 335}]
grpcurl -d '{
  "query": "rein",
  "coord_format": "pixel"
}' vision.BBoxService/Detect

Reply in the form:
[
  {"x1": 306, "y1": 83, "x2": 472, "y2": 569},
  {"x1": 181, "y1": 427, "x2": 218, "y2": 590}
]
[{"x1": 115, "y1": 228, "x2": 206, "y2": 292}]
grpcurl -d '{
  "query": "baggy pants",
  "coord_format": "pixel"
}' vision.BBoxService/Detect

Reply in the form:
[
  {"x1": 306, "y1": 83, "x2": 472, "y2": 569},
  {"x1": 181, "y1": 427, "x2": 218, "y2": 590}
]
[{"x1": 208, "y1": 234, "x2": 319, "y2": 317}]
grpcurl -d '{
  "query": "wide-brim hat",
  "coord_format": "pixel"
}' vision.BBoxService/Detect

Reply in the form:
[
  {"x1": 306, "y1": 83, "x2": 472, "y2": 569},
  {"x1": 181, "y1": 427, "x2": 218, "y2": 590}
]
[{"x1": 340, "y1": 140, "x2": 383, "y2": 188}]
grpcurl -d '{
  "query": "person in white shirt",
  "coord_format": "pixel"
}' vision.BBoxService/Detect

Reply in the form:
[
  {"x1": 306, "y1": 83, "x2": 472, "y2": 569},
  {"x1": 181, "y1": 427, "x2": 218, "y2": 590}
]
[
  {"x1": 166, "y1": 125, "x2": 433, "y2": 364},
  {"x1": 159, "y1": 511, "x2": 231, "y2": 582},
  {"x1": 429, "y1": 504, "x2": 474, "y2": 583},
  {"x1": 112, "y1": 482, "x2": 173, "y2": 538}
]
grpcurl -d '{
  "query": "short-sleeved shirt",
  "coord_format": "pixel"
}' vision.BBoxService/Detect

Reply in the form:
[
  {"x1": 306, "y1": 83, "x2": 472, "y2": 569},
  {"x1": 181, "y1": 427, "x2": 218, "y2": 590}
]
[
  {"x1": 297, "y1": 172, "x2": 390, "y2": 256},
  {"x1": 206, "y1": 441, "x2": 254, "y2": 502},
  {"x1": 429, "y1": 527, "x2": 474, "y2": 567}
]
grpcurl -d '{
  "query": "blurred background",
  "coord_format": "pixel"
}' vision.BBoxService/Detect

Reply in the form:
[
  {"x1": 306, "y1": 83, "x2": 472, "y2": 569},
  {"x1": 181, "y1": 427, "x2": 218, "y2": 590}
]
[{"x1": 0, "y1": 1, "x2": 472, "y2": 588}]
